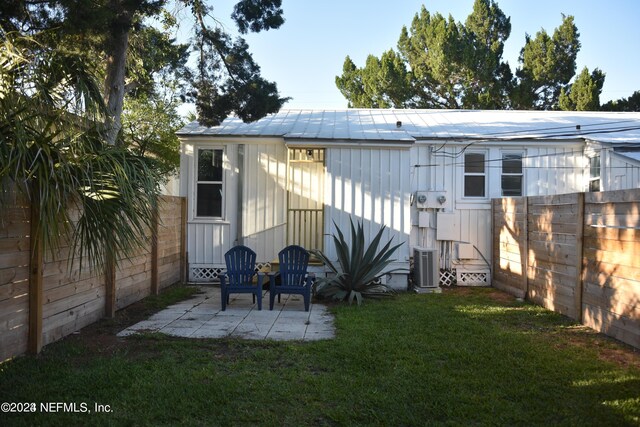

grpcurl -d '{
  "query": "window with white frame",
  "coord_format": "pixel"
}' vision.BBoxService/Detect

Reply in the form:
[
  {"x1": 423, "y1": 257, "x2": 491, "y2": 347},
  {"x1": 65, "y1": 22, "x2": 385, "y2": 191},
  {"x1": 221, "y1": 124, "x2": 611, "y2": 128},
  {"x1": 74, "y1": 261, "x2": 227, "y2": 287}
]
[
  {"x1": 196, "y1": 148, "x2": 224, "y2": 218},
  {"x1": 588, "y1": 154, "x2": 601, "y2": 192},
  {"x1": 501, "y1": 152, "x2": 523, "y2": 197},
  {"x1": 464, "y1": 152, "x2": 486, "y2": 197}
]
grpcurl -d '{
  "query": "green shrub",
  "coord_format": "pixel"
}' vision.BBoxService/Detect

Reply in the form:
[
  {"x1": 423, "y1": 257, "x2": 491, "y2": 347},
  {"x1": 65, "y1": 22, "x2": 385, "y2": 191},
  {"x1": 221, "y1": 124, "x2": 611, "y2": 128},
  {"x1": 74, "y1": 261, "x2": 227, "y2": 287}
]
[{"x1": 310, "y1": 219, "x2": 404, "y2": 305}]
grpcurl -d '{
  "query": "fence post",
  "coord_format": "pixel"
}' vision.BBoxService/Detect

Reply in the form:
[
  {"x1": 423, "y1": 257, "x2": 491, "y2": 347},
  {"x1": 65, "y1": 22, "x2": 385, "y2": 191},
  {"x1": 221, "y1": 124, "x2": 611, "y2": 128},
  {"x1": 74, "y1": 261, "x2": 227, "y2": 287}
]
[
  {"x1": 574, "y1": 192, "x2": 585, "y2": 323},
  {"x1": 28, "y1": 197, "x2": 43, "y2": 354},
  {"x1": 151, "y1": 201, "x2": 159, "y2": 295}
]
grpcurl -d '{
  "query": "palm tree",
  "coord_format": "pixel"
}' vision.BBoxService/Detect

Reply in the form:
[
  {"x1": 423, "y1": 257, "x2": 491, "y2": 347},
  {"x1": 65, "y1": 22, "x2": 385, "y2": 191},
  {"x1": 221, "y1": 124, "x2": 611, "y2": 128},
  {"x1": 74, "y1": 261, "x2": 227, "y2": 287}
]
[{"x1": 0, "y1": 30, "x2": 160, "y2": 270}]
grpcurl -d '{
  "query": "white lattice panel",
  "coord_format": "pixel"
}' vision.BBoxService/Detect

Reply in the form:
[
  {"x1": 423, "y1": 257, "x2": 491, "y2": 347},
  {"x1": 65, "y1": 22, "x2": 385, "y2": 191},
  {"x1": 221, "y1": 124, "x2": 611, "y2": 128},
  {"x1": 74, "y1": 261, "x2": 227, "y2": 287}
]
[
  {"x1": 256, "y1": 262, "x2": 272, "y2": 273},
  {"x1": 190, "y1": 267, "x2": 225, "y2": 282},
  {"x1": 439, "y1": 269, "x2": 456, "y2": 287},
  {"x1": 189, "y1": 262, "x2": 272, "y2": 283},
  {"x1": 456, "y1": 270, "x2": 490, "y2": 286}
]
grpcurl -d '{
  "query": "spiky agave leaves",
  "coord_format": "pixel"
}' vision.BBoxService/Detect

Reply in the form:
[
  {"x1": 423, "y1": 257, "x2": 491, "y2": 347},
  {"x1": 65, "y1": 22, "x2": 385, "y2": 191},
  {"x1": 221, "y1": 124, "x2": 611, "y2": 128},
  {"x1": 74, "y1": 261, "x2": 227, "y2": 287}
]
[{"x1": 311, "y1": 218, "x2": 404, "y2": 305}]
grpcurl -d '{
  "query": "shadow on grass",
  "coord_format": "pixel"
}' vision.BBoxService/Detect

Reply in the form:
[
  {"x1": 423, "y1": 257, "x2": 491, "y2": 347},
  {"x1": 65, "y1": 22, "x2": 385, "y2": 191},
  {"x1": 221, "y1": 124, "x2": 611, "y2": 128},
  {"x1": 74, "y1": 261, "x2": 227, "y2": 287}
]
[{"x1": 0, "y1": 286, "x2": 638, "y2": 426}]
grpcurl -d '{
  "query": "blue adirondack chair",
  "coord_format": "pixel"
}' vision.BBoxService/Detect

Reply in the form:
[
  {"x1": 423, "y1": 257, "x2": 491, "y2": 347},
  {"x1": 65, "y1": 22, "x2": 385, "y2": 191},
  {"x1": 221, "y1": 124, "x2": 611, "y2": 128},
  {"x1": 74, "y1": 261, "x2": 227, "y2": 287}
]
[
  {"x1": 220, "y1": 245, "x2": 263, "y2": 311},
  {"x1": 269, "y1": 245, "x2": 314, "y2": 311}
]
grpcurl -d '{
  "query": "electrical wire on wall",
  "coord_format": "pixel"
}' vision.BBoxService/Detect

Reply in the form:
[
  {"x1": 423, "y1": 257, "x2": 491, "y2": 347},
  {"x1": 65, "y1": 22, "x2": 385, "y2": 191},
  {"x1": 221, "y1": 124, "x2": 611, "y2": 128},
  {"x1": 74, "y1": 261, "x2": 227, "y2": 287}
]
[{"x1": 421, "y1": 120, "x2": 640, "y2": 161}]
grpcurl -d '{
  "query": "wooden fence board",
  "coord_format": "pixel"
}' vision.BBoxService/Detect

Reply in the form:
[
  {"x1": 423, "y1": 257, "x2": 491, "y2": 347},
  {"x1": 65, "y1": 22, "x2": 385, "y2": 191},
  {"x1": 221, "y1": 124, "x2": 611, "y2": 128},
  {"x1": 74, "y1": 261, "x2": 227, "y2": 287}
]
[
  {"x1": 43, "y1": 297, "x2": 105, "y2": 345},
  {"x1": 527, "y1": 220, "x2": 579, "y2": 234},
  {"x1": 583, "y1": 247, "x2": 639, "y2": 268},
  {"x1": 0, "y1": 270, "x2": 29, "y2": 300},
  {"x1": 582, "y1": 286, "x2": 640, "y2": 320},
  {"x1": 584, "y1": 226, "x2": 639, "y2": 242},
  {"x1": 0, "y1": 193, "x2": 186, "y2": 360},
  {"x1": 493, "y1": 188, "x2": 640, "y2": 349},
  {"x1": 585, "y1": 189, "x2": 640, "y2": 204},
  {"x1": 583, "y1": 259, "x2": 640, "y2": 283},
  {"x1": 583, "y1": 304, "x2": 640, "y2": 348},
  {"x1": 0, "y1": 301, "x2": 28, "y2": 336},
  {"x1": 528, "y1": 193, "x2": 580, "y2": 206}
]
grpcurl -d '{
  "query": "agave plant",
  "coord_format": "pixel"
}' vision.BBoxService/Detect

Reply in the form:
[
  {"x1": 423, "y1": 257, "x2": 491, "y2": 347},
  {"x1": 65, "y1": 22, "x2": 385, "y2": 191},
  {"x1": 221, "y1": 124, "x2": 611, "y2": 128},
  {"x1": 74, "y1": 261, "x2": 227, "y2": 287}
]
[{"x1": 310, "y1": 218, "x2": 404, "y2": 305}]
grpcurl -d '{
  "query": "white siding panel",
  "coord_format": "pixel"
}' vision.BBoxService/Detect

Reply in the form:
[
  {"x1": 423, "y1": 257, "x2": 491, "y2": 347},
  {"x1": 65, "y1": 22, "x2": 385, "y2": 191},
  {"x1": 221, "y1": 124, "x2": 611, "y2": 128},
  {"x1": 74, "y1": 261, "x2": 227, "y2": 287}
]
[
  {"x1": 525, "y1": 146, "x2": 585, "y2": 196},
  {"x1": 244, "y1": 224, "x2": 286, "y2": 264},
  {"x1": 410, "y1": 142, "x2": 587, "y2": 272},
  {"x1": 606, "y1": 152, "x2": 640, "y2": 190},
  {"x1": 324, "y1": 147, "x2": 411, "y2": 265},
  {"x1": 242, "y1": 143, "x2": 287, "y2": 244},
  {"x1": 183, "y1": 141, "x2": 238, "y2": 269},
  {"x1": 187, "y1": 222, "x2": 231, "y2": 265}
]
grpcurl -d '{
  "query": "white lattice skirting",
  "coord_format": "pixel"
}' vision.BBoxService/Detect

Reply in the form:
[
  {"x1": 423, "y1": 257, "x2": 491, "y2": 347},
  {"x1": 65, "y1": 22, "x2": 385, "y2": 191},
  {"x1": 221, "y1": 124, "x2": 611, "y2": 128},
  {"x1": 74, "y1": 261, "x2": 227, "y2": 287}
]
[
  {"x1": 456, "y1": 270, "x2": 490, "y2": 286},
  {"x1": 189, "y1": 262, "x2": 272, "y2": 283},
  {"x1": 439, "y1": 269, "x2": 457, "y2": 287}
]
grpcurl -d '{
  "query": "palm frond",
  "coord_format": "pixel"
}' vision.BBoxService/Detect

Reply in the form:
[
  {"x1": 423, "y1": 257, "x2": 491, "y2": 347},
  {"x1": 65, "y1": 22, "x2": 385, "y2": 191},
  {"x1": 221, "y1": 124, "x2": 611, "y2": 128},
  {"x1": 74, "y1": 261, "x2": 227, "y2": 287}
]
[{"x1": 0, "y1": 31, "x2": 160, "y2": 272}]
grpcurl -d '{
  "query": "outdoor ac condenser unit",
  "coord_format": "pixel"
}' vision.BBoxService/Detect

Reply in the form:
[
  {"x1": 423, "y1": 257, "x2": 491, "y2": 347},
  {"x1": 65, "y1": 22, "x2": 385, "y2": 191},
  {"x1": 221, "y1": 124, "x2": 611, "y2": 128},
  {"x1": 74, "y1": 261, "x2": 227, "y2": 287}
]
[{"x1": 413, "y1": 247, "x2": 439, "y2": 288}]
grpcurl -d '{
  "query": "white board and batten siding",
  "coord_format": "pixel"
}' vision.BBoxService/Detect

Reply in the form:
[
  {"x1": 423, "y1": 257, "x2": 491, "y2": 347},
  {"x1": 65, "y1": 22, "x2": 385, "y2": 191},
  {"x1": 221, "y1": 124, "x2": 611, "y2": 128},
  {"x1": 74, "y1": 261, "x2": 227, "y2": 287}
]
[
  {"x1": 323, "y1": 146, "x2": 412, "y2": 289},
  {"x1": 606, "y1": 151, "x2": 640, "y2": 191},
  {"x1": 410, "y1": 141, "x2": 588, "y2": 282},
  {"x1": 241, "y1": 142, "x2": 288, "y2": 265},
  {"x1": 180, "y1": 137, "x2": 288, "y2": 280},
  {"x1": 180, "y1": 139, "x2": 238, "y2": 281},
  {"x1": 584, "y1": 141, "x2": 640, "y2": 191},
  {"x1": 179, "y1": 109, "x2": 640, "y2": 286}
]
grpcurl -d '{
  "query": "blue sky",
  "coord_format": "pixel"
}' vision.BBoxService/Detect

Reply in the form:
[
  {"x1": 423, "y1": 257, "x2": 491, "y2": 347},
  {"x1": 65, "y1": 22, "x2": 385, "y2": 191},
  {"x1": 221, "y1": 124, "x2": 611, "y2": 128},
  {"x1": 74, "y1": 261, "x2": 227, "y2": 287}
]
[{"x1": 181, "y1": 0, "x2": 640, "y2": 110}]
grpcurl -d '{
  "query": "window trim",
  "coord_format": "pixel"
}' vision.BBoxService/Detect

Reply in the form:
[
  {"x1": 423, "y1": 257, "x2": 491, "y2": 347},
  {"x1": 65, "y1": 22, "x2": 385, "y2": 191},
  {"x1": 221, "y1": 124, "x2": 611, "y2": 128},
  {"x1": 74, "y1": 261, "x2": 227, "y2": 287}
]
[
  {"x1": 501, "y1": 150, "x2": 524, "y2": 197},
  {"x1": 588, "y1": 154, "x2": 601, "y2": 192},
  {"x1": 194, "y1": 146, "x2": 226, "y2": 220},
  {"x1": 463, "y1": 150, "x2": 488, "y2": 199}
]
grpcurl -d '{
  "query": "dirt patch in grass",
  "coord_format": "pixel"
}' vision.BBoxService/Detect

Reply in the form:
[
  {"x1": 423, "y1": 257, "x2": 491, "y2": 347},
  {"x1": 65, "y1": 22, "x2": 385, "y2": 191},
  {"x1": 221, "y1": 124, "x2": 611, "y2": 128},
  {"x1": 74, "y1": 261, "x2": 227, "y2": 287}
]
[
  {"x1": 442, "y1": 285, "x2": 519, "y2": 304},
  {"x1": 45, "y1": 284, "x2": 200, "y2": 360},
  {"x1": 552, "y1": 325, "x2": 640, "y2": 370}
]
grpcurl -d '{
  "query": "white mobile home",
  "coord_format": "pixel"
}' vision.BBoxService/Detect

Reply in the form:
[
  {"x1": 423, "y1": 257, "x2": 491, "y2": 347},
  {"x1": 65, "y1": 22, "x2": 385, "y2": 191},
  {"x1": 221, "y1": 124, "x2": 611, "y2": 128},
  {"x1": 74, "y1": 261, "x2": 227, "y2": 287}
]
[{"x1": 178, "y1": 109, "x2": 640, "y2": 288}]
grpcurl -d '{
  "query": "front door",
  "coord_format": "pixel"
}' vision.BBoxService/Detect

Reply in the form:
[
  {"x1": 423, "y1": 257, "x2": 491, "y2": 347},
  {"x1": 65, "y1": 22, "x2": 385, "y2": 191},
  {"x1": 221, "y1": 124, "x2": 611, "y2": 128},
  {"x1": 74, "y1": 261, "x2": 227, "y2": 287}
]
[{"x1": 287, "y1": 148, "x2": 325, "y2": 251}]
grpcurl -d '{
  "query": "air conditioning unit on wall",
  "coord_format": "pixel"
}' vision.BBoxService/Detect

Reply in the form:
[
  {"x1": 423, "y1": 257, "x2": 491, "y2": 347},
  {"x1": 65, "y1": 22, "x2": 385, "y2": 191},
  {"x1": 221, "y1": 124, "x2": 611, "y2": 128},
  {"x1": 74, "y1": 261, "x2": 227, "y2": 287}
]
[{"x1": 413, "y1": 247, "x2": 439, "y2": 288}]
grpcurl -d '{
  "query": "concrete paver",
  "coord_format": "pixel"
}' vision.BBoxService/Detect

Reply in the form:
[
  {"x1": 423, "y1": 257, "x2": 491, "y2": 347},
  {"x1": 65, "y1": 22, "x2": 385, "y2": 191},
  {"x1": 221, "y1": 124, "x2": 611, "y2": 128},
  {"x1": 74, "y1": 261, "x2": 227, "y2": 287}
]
[{"x1": 118, "y1": 285, "x2": 335, "y2": 341}]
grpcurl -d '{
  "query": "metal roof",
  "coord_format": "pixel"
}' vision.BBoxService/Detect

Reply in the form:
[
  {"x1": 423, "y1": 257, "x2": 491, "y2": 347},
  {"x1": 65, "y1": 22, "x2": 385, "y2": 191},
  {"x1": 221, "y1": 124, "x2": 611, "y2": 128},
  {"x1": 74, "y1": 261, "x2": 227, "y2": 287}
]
[
  {"x1": 177, "y1": 109, "x2": 640, "y2": 144},
  {"x1": 615, "y1": 150, "x2": 640, "y2": 163}
]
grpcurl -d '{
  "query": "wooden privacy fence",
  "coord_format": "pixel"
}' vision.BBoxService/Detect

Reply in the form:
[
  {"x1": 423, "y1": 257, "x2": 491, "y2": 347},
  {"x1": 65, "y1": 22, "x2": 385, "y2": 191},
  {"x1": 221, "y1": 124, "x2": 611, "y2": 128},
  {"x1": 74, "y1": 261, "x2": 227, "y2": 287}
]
[
  {"x1": 493, "y1": 189, "x2": 640, "y2": 349},
  {"x1": 0, "y1": 195, "x2": 186, "y2": 362}
]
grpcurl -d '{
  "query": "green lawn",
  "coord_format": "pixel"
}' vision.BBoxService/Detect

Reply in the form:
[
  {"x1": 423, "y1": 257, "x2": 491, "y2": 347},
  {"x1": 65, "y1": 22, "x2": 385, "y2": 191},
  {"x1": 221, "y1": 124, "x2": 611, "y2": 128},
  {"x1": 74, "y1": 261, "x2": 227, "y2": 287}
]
[{"x1": 1, "y1": 287, "x2": 638, "y2": 426}]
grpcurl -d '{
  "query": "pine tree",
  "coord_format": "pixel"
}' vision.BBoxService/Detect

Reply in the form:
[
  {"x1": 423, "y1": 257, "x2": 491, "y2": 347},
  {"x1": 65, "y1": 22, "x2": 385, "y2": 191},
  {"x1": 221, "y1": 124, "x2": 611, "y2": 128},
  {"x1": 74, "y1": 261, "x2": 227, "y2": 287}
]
[
  {"x1": 602, "y1": 91, "x2": 640, "y2": 112},
  {"x1": 512, "y1": 15, "x2": 581, "y2": 109},
  {"x1": 558, "y1": 67, "x2": 605, "y2": 111},
  {"x1": 336, "y1": 1, "x2": 594, "y2": 111},
  {"x1": 0, "y1": 0, "x2": 288, "y2": 143}
]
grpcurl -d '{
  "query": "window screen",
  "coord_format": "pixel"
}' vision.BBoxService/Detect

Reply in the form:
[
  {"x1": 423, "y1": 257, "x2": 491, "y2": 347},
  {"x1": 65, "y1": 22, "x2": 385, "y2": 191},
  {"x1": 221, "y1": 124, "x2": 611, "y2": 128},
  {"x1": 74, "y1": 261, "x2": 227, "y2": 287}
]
[
  {"x1": 588, "y1": 155, "x2": 601, "y2": 192},
  {"x1": 501, "y1": 153, "x2": 523, "y2": 197},
  {"x1": 464, "y1": 152, "x2": 486, "y2": 197}
]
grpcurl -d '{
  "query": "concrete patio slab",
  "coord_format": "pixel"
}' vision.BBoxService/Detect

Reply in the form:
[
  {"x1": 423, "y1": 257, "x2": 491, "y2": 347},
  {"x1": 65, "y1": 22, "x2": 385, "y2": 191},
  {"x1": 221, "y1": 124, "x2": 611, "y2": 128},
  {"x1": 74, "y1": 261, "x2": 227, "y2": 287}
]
[{"x1": 117, "y1": 285, "x2": 335, "y2": 341}]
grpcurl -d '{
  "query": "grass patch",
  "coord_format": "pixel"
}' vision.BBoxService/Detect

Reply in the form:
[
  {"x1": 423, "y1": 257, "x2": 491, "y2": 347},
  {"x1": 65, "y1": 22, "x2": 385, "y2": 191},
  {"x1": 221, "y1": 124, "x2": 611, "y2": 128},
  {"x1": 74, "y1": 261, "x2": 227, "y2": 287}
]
[
  {"x1": 1, "y1": 287, "x2": 638, "y2": 426},
  {"x1": 142, "y1": 285, "x2": 198, "y2": 311}
]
